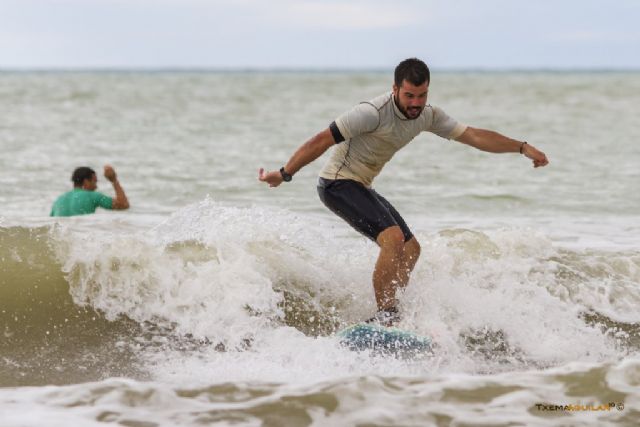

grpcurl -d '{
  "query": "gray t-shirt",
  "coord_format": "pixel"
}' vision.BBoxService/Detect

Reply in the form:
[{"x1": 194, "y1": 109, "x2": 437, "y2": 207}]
[{"x1": 319, "y1": 92, "x2": 467, "y2": 186}]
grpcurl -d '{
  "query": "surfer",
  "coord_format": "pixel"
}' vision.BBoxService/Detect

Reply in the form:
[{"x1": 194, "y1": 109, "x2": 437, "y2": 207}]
[
  {"x1": 258, "y1": 58, "x2": 548, "y2": 326},
  {"x1": 50, "y1": 165, "x2": 130, "y2": 217}
]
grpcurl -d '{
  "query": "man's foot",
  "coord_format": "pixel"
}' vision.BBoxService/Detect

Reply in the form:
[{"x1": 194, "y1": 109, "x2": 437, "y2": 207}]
[{"x1": 364, "y1": 306, "x2": 400, "y2": 327}]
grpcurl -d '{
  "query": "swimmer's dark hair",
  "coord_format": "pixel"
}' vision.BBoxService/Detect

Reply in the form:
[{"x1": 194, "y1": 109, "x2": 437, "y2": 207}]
[
  {"x1": 394, "y1": 58, "x2": 430, "y2": 87},
  {"x1": 71, "y1": 167, "x2": 95, "y2": 187}
]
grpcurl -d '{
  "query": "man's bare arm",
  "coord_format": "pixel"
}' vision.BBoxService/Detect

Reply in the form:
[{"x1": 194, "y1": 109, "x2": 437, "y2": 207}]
[
  {"x1": 455, "y1": 127, "x2": 549, "y2": 168},
  {"x1": 258, "y1": 128, "x2": 337, "y2": 187},
  {"x1": 104, "y1": 165, "x2": 130, "y2": 209}
]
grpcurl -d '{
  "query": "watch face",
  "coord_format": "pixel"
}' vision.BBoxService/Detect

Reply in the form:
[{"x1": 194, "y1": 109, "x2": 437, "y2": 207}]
[{"x1": 280, "y1": 167, "x2": 292, "y2": 181}]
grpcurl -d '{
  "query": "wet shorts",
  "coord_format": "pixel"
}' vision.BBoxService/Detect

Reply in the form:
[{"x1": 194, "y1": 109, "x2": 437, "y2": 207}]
[{"x1": 317, "y1": 178, "x2": 414, "y2": 243}]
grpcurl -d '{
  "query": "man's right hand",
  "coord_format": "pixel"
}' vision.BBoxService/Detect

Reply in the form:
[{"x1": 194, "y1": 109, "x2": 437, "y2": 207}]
[
  {"x1": 104, "y1": 165, "x2": 118, "y2": 182},
  {"x1": 257, "y1": 129, "x2": 336, "y2": 189},
  {"x1": 104, "y1": 165, "x2": 129, "y2": 209},
  {"x1": 258, "y1": 168, "x2": 284, "y2": 187}
]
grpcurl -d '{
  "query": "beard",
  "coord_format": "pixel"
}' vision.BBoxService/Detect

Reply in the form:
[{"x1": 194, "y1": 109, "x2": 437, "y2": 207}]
[
  {"x1": 393, "y1": 93, "x2": 424, "y2": 119},
  {"x1": 399, "y1": 104, "x2": 423, "y2": 119},
  {"x1": 403, "y1": 105, "x2": 423, "y2": 118}
]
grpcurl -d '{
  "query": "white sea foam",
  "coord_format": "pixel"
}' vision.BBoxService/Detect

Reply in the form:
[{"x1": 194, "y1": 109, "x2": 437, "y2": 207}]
[
  {"x1": 45, "y1": 198, "x2": 632, "y2": 388},
  {"x1": 2, "y1": 357, "x2": 639, "y2": 427}
]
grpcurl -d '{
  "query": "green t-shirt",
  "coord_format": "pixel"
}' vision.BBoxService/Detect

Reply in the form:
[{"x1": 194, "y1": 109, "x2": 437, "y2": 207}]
[{"x1": 50, "y1": 189, "x2": 113, "y2": 217}]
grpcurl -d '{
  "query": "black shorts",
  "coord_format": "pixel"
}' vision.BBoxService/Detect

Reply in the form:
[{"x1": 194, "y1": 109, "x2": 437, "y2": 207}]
[{"x1": 317, "y1": 178, "x2": 414, "y2": 243}]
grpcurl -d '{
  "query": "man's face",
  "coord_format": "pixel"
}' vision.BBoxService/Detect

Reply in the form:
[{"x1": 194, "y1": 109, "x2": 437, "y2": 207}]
[
  {"x1": 82, "y1": 174, "x2": 98, "y2": 191},
  {"x1": 393, "y1": 79, "x2": 429, "y2": 119}
]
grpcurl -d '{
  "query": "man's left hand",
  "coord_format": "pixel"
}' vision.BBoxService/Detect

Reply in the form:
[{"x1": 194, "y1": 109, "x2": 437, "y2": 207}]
[{"x1": 523, "y1": 144, "x2": 549, "y2": 168}]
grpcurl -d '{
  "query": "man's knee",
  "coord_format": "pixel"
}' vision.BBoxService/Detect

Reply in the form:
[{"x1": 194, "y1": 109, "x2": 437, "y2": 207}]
[
  {"x1": 405, "y1": 237, "x2": 421, "y2": 261},
  {"x1": 377, "y1": 226, "x2": 405, "y2": 254}
]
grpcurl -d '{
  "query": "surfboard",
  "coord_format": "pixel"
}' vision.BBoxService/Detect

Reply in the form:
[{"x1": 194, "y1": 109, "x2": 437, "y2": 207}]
[{"x1": 337, "y1": 323, "x2": 433, "y2": 356}]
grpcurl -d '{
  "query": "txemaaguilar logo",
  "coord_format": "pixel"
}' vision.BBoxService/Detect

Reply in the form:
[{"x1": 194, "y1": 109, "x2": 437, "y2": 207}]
[{"x1": 535, "y1": 402, "x2": 624, "y2": 412}]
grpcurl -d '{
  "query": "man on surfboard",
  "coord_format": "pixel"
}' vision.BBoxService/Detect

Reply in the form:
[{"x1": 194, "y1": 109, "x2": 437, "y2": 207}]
[{"x1": 258, "y1": 58, "x2": 548, "y2": 326}]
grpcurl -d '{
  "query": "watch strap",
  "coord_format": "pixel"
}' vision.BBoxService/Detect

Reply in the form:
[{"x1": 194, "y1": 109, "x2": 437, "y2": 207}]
[{"x1": 279, "y1": 167, "x2": 292, "y2": 182}]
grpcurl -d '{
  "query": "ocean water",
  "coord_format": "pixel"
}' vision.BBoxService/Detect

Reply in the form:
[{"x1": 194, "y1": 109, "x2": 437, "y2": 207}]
[{"x1": 1, "y1": 71, "x2": 639, "y2": 426}]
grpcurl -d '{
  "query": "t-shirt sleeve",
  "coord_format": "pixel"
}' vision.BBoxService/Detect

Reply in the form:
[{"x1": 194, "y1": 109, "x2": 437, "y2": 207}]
[
  {"x1": 429, "y1": 106, "x2": 467, "y2": 140},
  {"x1": 92, "y1": 192, "x2": 113, "y2": 210},
  {"x1": 332, "y1": 102, "x2": 379, "y2": 142}
]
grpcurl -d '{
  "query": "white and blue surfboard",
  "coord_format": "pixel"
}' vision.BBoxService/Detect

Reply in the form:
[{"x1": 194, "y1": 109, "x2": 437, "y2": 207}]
[{"x1": 337, "y1": 323, "x2": 433, "y2": 356}]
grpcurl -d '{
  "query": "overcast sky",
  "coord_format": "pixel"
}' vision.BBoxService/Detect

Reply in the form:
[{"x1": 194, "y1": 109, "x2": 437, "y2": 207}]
[{"x1": 1, "y1": 0, "x2": 639, "y2": 69}]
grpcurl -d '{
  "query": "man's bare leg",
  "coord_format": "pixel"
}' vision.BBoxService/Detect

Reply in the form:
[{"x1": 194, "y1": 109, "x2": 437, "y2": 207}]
[
  {"x1": 373, "y1": 226, "x2": 406, "y2": 310},
  {"x1": 397, "y1": 236, "x2": 421, "y2": 289},
  {"x1": 373, "y1": 230, "x2": 422, "y2": 310}
]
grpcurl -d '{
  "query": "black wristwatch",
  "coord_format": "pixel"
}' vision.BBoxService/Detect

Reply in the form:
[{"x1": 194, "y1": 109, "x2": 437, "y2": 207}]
[{"x1": 279, "y1": 167, "x2": 292, "y2": 182}]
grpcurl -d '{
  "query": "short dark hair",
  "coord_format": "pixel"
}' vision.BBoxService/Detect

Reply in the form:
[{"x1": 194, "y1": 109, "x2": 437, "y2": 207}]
[
  {"x1": 394, "y1": 58, "x2": 430, "y2": 87},
  {"x1": 71, "y1": 167, "x2": 96, "y2": 187}
]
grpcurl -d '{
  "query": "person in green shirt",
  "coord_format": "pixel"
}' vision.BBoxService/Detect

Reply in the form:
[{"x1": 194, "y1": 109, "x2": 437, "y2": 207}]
[{"x1": 50, "y1": 165, "x2": 130, "y2": 217}]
